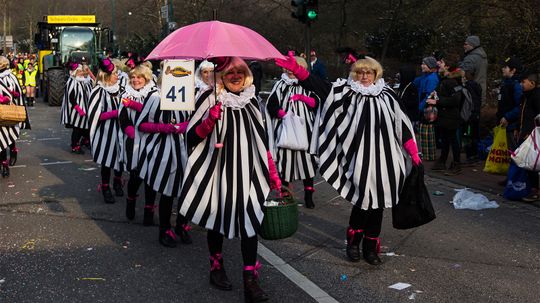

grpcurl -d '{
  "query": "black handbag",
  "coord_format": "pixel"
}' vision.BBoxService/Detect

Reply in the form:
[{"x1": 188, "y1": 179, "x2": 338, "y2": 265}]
[{"x1": 392, "y1": 164, "x2": 436, "y2": 229}]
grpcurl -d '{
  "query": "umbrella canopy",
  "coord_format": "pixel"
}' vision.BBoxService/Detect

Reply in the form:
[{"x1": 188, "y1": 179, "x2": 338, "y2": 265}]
[{"x1": 147, "y1": 21, "x2": 285, "y2": 61}]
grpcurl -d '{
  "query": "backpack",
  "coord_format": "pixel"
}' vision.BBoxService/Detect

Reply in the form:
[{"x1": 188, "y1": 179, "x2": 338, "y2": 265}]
[{"x1": 454, "y1": 85, "x2": 473, "y2": 121}]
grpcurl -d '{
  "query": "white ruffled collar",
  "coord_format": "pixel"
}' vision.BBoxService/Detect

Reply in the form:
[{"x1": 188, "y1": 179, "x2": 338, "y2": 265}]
[
  {"x1": 75, "y1": 76, "x2": 86, "y2": 82},
  {"x1": 124, "y1": 82, "x2": 154, "y2": 99},
  {"x1": 280, "y1": 73, "x2": 298, "y2": 86},
  {"x1": 218, "y1": 85, "x2": 255, "y2": 109},
  {"x1": 348, "y1": 78, "x2": 386, "y2": 96},
  {"x1": 195, "y1": 79, "x2": 210, "y2": 91},
  {"x1": 98, "y1": 81, "x2": 120, "y2": 94},
  {"x1": 0, "y1": 69, "x2": 12, "y2": 78}
]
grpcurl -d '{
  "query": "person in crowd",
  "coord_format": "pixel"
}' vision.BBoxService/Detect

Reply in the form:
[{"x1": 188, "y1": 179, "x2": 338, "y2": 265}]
[
  {"x1": 136, "y1": 64, "x2": 193, "y2": 247},
  {"x1": 266, "y1": 55, "x2": 319, "y2": 208},
  {"x1": 460, "y1": 35, "x2": 488, "y2": 104},
  {"x1": 462, "y1": 70, "x2": 482, "y2": 165},
  {"x1": 413, "y1": 56, "x2": 439, "y2": 161},
  {"x1": 61, "y1": 62, "x2": 90, "y2": 154},
  {"x1": 194, "y1": 60, "x2": 214, "y2": 101},
  {"x1": 496, "y1": 57, "x2": 523, "y2": 152},
  {"x1": 0, "y1": 56, "x2": 28, "y2": 177},
  {"x1": 398, "y1": 64, "x2": 419, "y2": 124},
  {"x1": 23, "y1": 62, "x2": 37, "y2": 107},
  {"x1": 249, "y1": 61, "x2": 263, "y2": 97},
  {"x1": 179, "y1": 57, "x2": 280, "y2": 303},
  {"x1": 428, "y1": 57, "x2": 464, "y2": 174},
  {"x1": 517, "y1": 71, "x2": 540, "y2": 202},
  {"x1": 310, "y1": 50, "x2": 327, "y2": 80},
  {"x1": 87, "y1": 58, "x2": 124, "y2": 204},
  {"x1": 14, "y1": 58, "x2": 26, "y2": 97},
  {"x1": 112, "y1": 58, "x2": 129, "y2": 88},
  {"x1": 118, "y1": 64, "x2": 157, "y2": 225},
  {"x1": 276, "y1": 51, "x2": 420, "y2": 266}
]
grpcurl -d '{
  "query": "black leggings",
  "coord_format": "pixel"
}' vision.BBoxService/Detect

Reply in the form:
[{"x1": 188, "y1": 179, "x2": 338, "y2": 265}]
[
  {"x1": 71, "y1": 127, "x2": 85, "y2": 148},
  {"x1": 0, "y1": 149, "x2": 6, "y2": 162},
  {"x1": 100, "y1": 167, "x2": 122, "y2": 185},
  {"x1": 348, "y1": 206, "x2": 384, "y2": 237},
  {"x1": 207, "y1": 230, "x2": 258, "y2": 266},
  {"x1": 159, "y1": 195, "x2": 188, "y2": 230},
  {"x1": 127, "y1": 171, "x2": 157, "y2": 204},
  {"x1": 282, "y1": 177, "x2": 314, "y2": 189}
]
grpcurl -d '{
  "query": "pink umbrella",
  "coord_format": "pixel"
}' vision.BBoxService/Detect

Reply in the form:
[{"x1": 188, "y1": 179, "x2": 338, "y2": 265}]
[{"x1": 147, "y1": 20, "x2": 284, "y2": 61}]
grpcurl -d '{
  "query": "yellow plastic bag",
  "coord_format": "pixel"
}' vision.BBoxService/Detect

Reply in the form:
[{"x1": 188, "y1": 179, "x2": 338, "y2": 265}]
[{"x1": 483, "y1": 126, "x2": 510, "y2": 175}]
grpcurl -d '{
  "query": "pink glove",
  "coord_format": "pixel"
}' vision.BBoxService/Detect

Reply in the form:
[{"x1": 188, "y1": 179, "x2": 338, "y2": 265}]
[
  {"x1": 195, "y1": 103, "x2": 222, "y2": 138},
  {"x1": 277, "y1": 109, "x2": 287, "y2": 119},
  {"x1": 275, "y1": 51, "x2": 309, "y2": 81},
  {"x1": 290, "y1": 94, "x2": 316, "y2": 108},
  {"x1": 8, "y1": 89, "x2": 20, "y2": 98},
  {"x1": 74, "y1": 105, "x2": 86, "y2": 117},
  {"x1": 124, "y1": 125, "x2": 135, "y2": 139},
  {"x1": 175, "y1": 121, "x2": 189, "y2": 134},
  {"x1": 267, "y1": 151, "x2": 281, "y2": 190},
  {"x1": 139, "y1": 122, "x2": 177, "y2": 134},
  {"x1": 403, "y1": 139, "x2": 421, "y2": 166},
  {"x1": 122, "y1": 98, "x2": 143, "y2": 112},
  {"x1": 346, "y1": 53, "x2": 358, "y2": 64},
  {"x1": 0, "y1": 95, "x2": 10, "y2": 104},
  {"x1": 99, "y1": 110, "x2": 118, "y2": 121}
]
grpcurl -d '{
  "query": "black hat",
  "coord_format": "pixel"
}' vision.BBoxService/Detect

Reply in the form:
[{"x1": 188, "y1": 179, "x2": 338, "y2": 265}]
[{"x1": 501, "y1": 57, "x2": 522, "y2": 71}]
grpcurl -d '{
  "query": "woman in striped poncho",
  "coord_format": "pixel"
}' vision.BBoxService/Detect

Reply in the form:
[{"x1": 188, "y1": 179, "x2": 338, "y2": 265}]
[
  {"x1": 276, "y1": 52, "x2": 421, "y2": 266},
  {"x1": 178, "y1": 57, "x2": 280, "y2": 303},
  {"x1": 266, "y1": 56, "x2": 319, "y2": 208},
  {"x1": 87, "y1": 58, "x2": 124, "y2": 204},
  {"x1": 61, "y1": 62, "x2": 90, "y2": 154}
]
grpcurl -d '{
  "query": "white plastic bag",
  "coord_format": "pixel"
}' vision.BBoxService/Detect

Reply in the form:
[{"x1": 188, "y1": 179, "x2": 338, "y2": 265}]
[
  {"x1": 276, "y1": 111, "x2": 309, "y2": 151},
  {"x1": 512, "y1": 126, "x2": 540, "y2": 171},
  {"x1": 452, "y1": 188, "x2": 499, "y2": 210}
]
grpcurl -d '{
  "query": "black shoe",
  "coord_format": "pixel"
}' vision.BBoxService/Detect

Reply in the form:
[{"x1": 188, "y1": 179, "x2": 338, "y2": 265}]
[
  {"x1": 1, "y1": 162, "x2": 9, "y2": 178},
  {"x1": 304, "y1": 187, "x2": 315, "y2": 209},
  {"x1": 346, "y1": 227, "x2": 362, "y2": 262},
  {"x1": 209, "y1": 255, "x2": 233, "y2": 291},
  {"x1": 243, "y1": 268, "x2": 268, "y2": 303},
  {"x1": 175, "y1": 223, "x2": 193, "y2": 244},
  {"x1": 82, "y1": 138, "x2": 91, "y2": 149},
  {"x1": 522, "y1": 192, "x2": 540, "y2": 202},
  {"x1": 9, "y1": 149, "x2": 17, "y2": 166},
  {"x1": 431, "y1": 160, "x2": 446, "y2": 171},
  {"x1": 71, "y1": 145, "x2": 84, "y2": 155},
  {"x1": 444, "y1": 162, "x2": 462, "y2": 176},
  {"x1": 159, "y1": 229, "x2": 178, "y2": 248},
  {"x1": 113, "y1": 178, "x2": 124, "y2": 197},
  {"x1": 126, "y1": 197, "x2": 136, "y2": 220},
  {"x1": 101, "y1": 185, "x2": 116, "y2": 204},
  {"x1": 143, "y1": 205, "x2": 155, "y2": 226},
  {"x1": 362, "y1": 237, "x2": 382, "y2": 266}
]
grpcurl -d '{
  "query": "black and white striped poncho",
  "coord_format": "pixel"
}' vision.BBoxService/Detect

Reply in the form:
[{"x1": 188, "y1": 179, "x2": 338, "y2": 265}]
[
  {"x1": 136, "y1": 90, "x2": 187, "y2": 197},
  {"x1": 61, "y1": 77, "x2": 90, "y2": 129},
  {"x1": 87, "y1": 83, "x2": 123, "y2": 170},
  {"x1": 266, "y1": 75, "x2": 318, "y2": 182},
  {"x1": 179, "y1": 85, "x2": 271, "y2": 239},
  {"x1": 314, "y1": 78, "x2": 414, "y2": 210},
  {"x1": 0, "y1": 70, "x2": 26, "y2": 151},
  {"x1": 118, "y1": 83, "x2": 156, "y2": 171}
]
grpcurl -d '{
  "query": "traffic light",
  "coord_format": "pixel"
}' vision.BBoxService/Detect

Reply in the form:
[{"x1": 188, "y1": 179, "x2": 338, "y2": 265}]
[
  {"x1": 291, "y1": 0, "x2": 307, "y2": 24},
  {"x1": 306, "y1": 0, "x2": 318, "y2": 22}
]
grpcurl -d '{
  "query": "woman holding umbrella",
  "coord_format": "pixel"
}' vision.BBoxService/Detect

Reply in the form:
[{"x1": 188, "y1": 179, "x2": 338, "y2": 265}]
[
  {"x1": 276, "y1": 52, "x2": 421, "y2": 265},
  {"x1": 266, "y1": 55, "x2": 319, "y2": 208},
  {"x1": 179, "y1": 57, "x2": 280, "y2": 302}
]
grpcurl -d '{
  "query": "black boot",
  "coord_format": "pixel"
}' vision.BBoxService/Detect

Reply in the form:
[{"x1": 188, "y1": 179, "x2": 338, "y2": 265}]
[
  {"x1": 143, "y1": 205, "x2": 155, "y2": 226},
  {"x1": 113, "y1": 177, "x2": 124, "y2": 197},
  {"x1": 209, "y1": 253, "x2": 232, "y2": 291},
  {"x1": 346, "y1": 227, "x2": 363, "y2": 262},
  {"x1": 158, "y1": 228, "x2": 177, "y2": 248},
  {"x1": 243, "y1": 263, "x2": 268, "y2": 303},
  {"x1": 9, "y1": 147, "x2": 18, "y2": 166},
  {"x1": 175, "y1": 223, "x2": 193, "y2": 244},
  {"x1": 362, "y1": 236, "x2": 382, "y2": 266},
  {"x1": 304, "y1": 186, "x2": 315, "y2": 209},
  {"x1": 1, "y1": 161, "x2": 9, "y2": 178},
  {"x1": 101, "y1": 184, "x2": 115, "y2": 204},
  {"x1": 126, "y1": 196, "x2": 136, "y2": 220}
]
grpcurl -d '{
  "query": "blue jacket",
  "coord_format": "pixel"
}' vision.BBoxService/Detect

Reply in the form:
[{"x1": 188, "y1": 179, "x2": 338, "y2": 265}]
[
  {"x1": 413, "y1": 72, "x2": 439, "y2": 111},
  {"x1": 496, "y1": 76, "x2": 523, "y2": 131}
]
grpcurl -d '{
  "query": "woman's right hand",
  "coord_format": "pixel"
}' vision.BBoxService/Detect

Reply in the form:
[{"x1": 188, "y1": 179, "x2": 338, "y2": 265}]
[{"x1": 275, "y1": 51, "x2": 309, "y2": 81}]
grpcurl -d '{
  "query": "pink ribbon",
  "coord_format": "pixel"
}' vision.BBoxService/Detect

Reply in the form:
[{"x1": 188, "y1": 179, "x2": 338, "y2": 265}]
[
  {"x1": 165, "y1": 229, "x2": 177, "y2": 241},
  {"x1": 97, "y1": 183, "x2": 109, "y2": 192},
  {"x1": 347, "y1": 228, "x2": 363, "y2": 242},
  {"x1": 10, "y1": 147, "x2": 19, "y2": 153},
  {"x1": 181, "y1": 224, "x2": 192, "y2": 232},
  {"x1": 210, "y1": 253, "x2": 223, "y2": 271},
  {"x1": 364, "y1": 236, "x2": 381, "y2": 254},
  {"x1": 243, "y1": 261, "x2": 262, "y2": 278}
]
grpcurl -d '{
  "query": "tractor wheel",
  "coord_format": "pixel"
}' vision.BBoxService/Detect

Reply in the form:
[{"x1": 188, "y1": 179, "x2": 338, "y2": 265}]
[{"x1": 47, "y1": 69, "x2": 65, "y2": 106}]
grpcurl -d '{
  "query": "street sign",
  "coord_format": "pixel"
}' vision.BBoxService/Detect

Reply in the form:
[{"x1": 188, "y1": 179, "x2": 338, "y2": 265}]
[
  {"x1": 160, "y1": 60, "x2": 195, "y2": 111},
  {"x1": 0, "y1": 36, "x2": 13, "y2": 48},
  {"x1": 161, "y1": 5, "x2": 168, "y2": 19}
]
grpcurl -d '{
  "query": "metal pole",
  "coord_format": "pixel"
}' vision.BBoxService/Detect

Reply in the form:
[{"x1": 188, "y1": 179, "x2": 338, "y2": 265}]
[
  {"x1": 306, "y1": 22, "x2": 311, "y2": 71},
  {"x1": 111, "y1": 0, "x2": 116, "y2": 52},
  {"x1": 3, "y1": 1, "x2": 7, "y2": 54}
]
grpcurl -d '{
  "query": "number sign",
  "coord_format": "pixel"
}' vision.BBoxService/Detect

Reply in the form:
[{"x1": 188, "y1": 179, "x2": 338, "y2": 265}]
[{"x1": 160, "y1": 60, "x2": 195, "y2": 111}]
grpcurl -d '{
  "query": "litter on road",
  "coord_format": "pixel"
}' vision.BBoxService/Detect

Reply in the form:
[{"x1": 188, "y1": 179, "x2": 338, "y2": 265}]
[
  {"x1": 452, "y1": 188, "x2": 499, "y2": 210},
  {"x1": 389, "y1": 282, "x2": 411, "y2": 290}
]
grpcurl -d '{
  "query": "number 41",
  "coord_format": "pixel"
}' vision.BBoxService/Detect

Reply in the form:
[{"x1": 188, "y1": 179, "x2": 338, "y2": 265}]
[{"x1": 166, "y1": 86, "x2": 186, "y2": 102}]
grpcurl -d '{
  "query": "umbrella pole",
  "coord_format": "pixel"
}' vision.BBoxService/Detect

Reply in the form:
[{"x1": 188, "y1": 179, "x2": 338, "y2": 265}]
[{"x1": 213, "y1": 63, "x2": 223, "y2": 149}]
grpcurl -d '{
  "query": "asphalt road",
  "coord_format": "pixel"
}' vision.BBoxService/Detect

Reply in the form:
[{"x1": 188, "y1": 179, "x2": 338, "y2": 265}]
[{"x1": 1, "y1": 100, "x2": 539, "y2": 303}]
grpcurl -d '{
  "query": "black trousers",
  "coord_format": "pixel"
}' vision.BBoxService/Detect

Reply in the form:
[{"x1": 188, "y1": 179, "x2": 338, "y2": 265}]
[
  {"x1": 348, "y1": 206, "x2": 384, "y2": 237},
  {"x1": 464, "y1": 118, "x2": 480, "y2": 158},
  {"x1": 100, "y1": 167, "x2": 122, "y2": 185},
  {"x1": 71, "y1": 127, "x2": 85, "y2": 148},
  {"x1": 126, "y1": 171, "x2": 157, "y2": 206},
  {"x1": 439, "y1": 127, "x2": 461, "y2": 163},
  {"x1": 207, "y1": 230, "x2": 258, "y2": 266}
]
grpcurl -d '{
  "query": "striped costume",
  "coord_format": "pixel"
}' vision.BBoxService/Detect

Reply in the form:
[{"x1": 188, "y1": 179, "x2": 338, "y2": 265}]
[
  {"x1": 136, "y1": 90, "x2": 187, "y2": 197},
  {"x1": 61, "y1": 77, "x2": 90, "y2": 129},
  {"x1": 179, "y1": 85, "x2": 271, "y2": 239},
  {"x1": 314, "y1": 78, "x2": 415, "y2": 210},
  {"x1": 0, "y1": 70, "x2": 27, "y2": 151},
  {"x1": 118, "y1": 82, "x2": 156, "y2": 171},
  {"x1": 87, "y1": 83, "x2": 123, "y2": 170},
  {"x1": 266, "y1": 74, "x2": 318, "y2": 182}
]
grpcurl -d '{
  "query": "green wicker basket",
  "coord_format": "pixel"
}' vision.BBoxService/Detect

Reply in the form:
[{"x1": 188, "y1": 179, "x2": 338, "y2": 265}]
[{"x1": 260, "y1": 191, "x2": 299, "y2": 240}]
